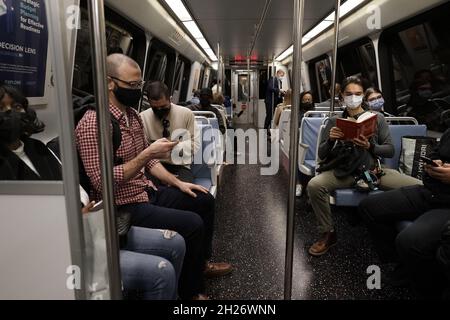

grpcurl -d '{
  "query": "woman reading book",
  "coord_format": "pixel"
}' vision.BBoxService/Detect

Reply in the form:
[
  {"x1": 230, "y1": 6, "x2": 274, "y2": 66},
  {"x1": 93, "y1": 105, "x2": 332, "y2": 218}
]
[{"x1": 306, "y1": 76, "x2": 422, "y2": 257}]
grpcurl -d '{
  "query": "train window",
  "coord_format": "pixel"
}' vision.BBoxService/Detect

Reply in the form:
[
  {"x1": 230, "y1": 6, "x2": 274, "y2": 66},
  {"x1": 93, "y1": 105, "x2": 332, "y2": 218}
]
[
  {"x1": 146, "y1": 51, "x2": 168, "y2": 83},
  {"x1": 179, "y1": 61, "x2": 191, "y2": 102},
  {"x1": 171, "y1": 58, "x2": 185, "y2": 103},
  {"x1": 199, "y1": 67, "x2": 206, "y2": 89},
  {"x1": 381, "y1": 2, "x2": 450, "y2": 132},
  {"x1": 238, "y1": 74, "x2": 250, "y2": 102},
  {"x1": 337, "y1": 39, "x2": 378, "y2": 89},
  {"x1": 144, "y1": 39, "x2": 177, "y2": 92},
  {"x1": 72, "y1": 2, "x2": 146, "y2": 96},
  {"x1": 315, "y1": 58, "x2": 332, "y2": 102}
]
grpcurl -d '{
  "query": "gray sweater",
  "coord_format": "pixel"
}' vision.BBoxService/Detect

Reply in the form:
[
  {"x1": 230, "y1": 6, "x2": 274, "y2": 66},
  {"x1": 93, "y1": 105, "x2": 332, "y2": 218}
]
[{"x1": 318, "y1": 112, "x2": 395, "y2": 170}]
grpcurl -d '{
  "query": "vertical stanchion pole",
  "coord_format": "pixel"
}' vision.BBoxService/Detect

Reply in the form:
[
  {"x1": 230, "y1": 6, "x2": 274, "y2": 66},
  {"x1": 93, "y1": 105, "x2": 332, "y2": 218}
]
[
  {"x1": 87, "y1": 0, "x2": 123, "y2": 300},
  {"x1": 330, "y1": 0, "x2": 342, "y2": 115},
  {"x1": 284, "y1": 0, "x2": 305, "y2": 300}
]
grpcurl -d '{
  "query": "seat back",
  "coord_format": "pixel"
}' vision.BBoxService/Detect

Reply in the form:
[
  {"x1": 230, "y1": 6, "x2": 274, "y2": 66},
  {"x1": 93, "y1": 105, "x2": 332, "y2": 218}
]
[
  {"x1": 300, "y1": 117, "x2": 325, "y2": 162},
  {"x1": 385, "y1": 117, "x2": 418, "y2": 125},
  {"x1": 385, "y1": 124, "x2": 427, "y2": 169},
  {"x1": 193, "y1": 111, "x2": 217, "y2": 119},
  {"x1": 195, "y1": 116, "x2": 209, "y2": 125},
  {"x1": 279, "y1": 109, "x2": 291, "y2": 153},
  {"x1": 192, "y1": 124, "x2": 215, "y2": 178}
]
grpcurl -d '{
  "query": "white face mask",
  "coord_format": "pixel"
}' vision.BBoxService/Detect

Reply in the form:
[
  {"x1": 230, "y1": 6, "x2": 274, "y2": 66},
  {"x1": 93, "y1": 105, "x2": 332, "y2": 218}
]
[{"x1": 344, "y1": 95, "x2": 363, "y2": 110}]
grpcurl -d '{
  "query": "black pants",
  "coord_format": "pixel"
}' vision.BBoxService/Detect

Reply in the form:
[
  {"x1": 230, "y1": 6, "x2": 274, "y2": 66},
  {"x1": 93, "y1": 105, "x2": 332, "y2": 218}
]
[
  {"x1": 162, "y1": 163, "x2": 195, "y2": 183},
  {"x1": 264, "y1": 102, "x2": 273, "y2": 130},
  {"x1": 119, "y1": 187, "x2": 215, "y2": 299},
  {"x1": 359, "y1": 186, "x2": 450, "y2": 297}
]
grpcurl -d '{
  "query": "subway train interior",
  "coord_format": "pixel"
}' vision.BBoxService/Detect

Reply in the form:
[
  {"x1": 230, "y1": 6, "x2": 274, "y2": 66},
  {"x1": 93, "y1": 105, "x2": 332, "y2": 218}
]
[{"x1": 1, "y1": 0, "x2": 450, "y2": 302}]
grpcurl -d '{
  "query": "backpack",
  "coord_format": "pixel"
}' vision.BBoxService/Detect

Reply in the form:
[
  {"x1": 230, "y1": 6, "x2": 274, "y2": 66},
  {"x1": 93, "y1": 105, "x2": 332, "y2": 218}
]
[
  {"x1": 75, "y1": 96, "x2": 124, "y2": 195},
  {"x1": 48, "y1": 95, "x2": 123, "y2": 195}
]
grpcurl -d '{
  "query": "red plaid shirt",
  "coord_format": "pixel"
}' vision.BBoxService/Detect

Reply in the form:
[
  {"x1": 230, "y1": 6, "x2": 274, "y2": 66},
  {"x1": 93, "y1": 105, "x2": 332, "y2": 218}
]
[{"x1": 75, "y1": 104, "x2": 159, "y2": 206}]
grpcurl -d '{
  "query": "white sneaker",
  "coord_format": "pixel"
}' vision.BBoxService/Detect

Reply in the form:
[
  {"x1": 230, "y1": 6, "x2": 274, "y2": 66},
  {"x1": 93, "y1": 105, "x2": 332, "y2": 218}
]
[{"x1": 296, "y1": 184, "x2": 303, "y2": 197}]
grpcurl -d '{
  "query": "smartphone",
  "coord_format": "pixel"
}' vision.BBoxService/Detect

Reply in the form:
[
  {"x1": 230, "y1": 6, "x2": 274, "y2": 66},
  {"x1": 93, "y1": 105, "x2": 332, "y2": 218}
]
[
  {"x1": 420, "y1": 156, "x2": 439, "y2": 167},
  {"x1": 91, "y1": 200, "x2": 104, "y2": 212}
]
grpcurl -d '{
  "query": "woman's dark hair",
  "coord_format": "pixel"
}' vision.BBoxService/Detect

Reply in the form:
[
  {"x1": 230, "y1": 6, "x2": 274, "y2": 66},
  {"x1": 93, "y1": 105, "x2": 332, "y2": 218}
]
[
  {"x1": 0, "y1": 85, "x2": 29, "y2": 110},
  {"x1": 300, "y1": 91, "x2": 313, "y2": 103},
  {"x1": 340, "y1": 76, "x2": 366, "y2": 97},
  {"x1": 364, "y1": 87, "x2": 383, "y2": 103}
]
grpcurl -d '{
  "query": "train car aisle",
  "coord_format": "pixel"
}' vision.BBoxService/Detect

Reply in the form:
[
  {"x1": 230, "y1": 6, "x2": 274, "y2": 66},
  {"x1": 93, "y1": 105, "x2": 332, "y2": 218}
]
[{"x1": 206, "y1": 128, "x2": 416, "y2": 300}]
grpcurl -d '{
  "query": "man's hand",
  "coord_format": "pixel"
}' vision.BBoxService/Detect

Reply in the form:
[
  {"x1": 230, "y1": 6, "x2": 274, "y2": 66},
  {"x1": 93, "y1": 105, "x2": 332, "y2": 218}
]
[
  {"x1": 329, "y1": 127, "x2": 345, "y2": 141},
  {"x1": 82, "y1": 201, "x2": 96, "y2": 215},
  {"x1": 177, "y1": 181, "x2": 209, "y2": 198},
  {"x1": 145, "y1": 139, "x2": 178, "y2": 160},
  {"x1": 425, "y1": 162, "x2": 450, "y2": 184},
  {"x1": 353, "y1": 134, "x2": 371, "y2": 149}
]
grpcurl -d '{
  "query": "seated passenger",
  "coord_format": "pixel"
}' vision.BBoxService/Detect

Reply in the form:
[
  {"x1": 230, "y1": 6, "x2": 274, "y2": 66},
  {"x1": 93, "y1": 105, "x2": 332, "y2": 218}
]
[
  {"x1": 75, "y1": 54, "x2": 231, "y2": 300},
  {"x1": 359, "y1": 128, "x2": 450, "y2": 298},
  {"x1": 187, "y1": 90, "x2": 200, "y2": 106},
  {"x1": 315, "y1": 83, "x2": 342, "y2": 111},
  {"x1": 364, "y1": 88, "x2": 394, "y2": 117},
  {"x1": 405, "y1": 78, "x2": 444, "y2": 131},
  {"x1": 140, "y1": 81, "x2": 201, "y2": 183},
  {"x1": 273, "y1": 89, "x2": 292, "y2": 129},
  {"x1": 306, "y1": 76, "x2": 422, "y2": 257},
  {"x1": 0, "y1": 85, "x2": 59, "y2": 180},
  {"x1": 299, "y1": 91, "x2": 315, "y2": 117},
  {"x1": 0, "y1": 85, "x2": 184, "y2": 300},
  {"x1": 187, "y1": 88, "x2": 226, "y2": 134}
]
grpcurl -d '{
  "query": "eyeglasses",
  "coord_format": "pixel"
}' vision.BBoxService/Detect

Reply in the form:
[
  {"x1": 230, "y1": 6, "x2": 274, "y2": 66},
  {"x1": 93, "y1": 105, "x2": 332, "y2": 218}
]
[
  {"x1": 162, "y1": 119, "x2": 170, "y2": 139},
  {"x1": 109, "y1": 76, "x2": 145, "y2": 90}
]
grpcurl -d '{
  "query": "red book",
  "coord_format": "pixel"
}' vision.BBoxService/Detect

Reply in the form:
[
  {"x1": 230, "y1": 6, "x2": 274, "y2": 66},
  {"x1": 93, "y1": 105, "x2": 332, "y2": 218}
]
[{"x1": 336, "y1": 112, "x2": 377, "y2": 140}]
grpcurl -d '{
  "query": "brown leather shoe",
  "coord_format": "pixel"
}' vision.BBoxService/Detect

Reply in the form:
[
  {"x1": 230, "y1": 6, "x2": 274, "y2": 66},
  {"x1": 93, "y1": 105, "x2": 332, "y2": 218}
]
[
  {"x1": 204, "y1": 262, "x2": 233, "y2": 278},
  {"x1": 308, "y1": 231, "x2": 337, "y2": 257},
  {"x1": 192, "y1": 294, "x2": 210, "y2": 300}
]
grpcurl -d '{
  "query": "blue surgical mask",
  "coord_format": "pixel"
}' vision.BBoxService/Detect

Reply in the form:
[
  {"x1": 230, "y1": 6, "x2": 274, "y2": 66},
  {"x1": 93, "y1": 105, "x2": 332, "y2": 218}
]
[
  {"x1": 418, "y1": 89, "x2": 432, "y2": 100},
  {"x1": 368, "y1": 98, "x2": 385, "y2": 111}
]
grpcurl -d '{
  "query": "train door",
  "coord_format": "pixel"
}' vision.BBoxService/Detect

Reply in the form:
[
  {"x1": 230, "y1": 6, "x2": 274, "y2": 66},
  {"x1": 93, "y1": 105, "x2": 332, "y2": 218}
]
[{"x1": 232, "y1": 70, "x2": 259, "y2": 125}]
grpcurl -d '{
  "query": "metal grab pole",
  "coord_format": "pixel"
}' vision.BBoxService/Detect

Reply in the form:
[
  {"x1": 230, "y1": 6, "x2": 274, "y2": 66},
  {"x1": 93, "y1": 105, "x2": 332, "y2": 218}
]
[
  {"x1": 284, "y1": 0, "x2": 305, "y2": 300},
  {"x1": 87, "y1": 0, "x2": 123, "y2": 299},
  {"x1": 330, "y1": 0, "x2": 341, "y2": 115}
]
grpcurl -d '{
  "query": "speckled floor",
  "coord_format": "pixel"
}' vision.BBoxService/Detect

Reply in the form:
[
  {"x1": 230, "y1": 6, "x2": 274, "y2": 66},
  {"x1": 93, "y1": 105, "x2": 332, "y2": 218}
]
[{"x1": 205, "y1": 130, "x2": 416, "y2": 300}]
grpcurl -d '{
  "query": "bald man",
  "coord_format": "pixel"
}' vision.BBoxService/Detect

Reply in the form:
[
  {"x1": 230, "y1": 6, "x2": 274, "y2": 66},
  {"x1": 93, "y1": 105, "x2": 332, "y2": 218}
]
[{"x1": 76, "y1": 54, "x2": 232, "y2": 300}]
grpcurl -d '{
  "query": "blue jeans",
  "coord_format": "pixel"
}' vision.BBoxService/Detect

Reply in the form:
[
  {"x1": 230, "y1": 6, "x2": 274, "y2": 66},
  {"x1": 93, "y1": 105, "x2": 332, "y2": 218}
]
[
  {"x1": 120, "y1": 186, "x2": 215, "y2": 299},
  {"x1": 120, "y1": 227, "x2": 186, "y2": 300}
]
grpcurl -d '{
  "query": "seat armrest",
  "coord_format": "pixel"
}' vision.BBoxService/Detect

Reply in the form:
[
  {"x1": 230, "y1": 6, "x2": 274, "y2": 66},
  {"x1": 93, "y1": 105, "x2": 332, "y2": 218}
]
[{"x1": 298, "y1": 143, "x2": 309, "y2": 169}]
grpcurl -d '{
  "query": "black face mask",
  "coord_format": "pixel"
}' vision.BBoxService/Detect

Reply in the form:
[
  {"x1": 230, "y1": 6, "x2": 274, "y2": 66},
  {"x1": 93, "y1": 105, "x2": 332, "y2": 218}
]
[
  {"x1": 0, "y1": 111, "x2": 24, "y2": 144},
  {"x1": 113, "y1": 86, "x2": 142, "y2": 109},
  {"x1": 21, "y1": 108, "x2": 45, "y2": 137},
  {"x1": 200, "y1": 98, "x2": 211, "y2": 108},
  {"x1": 152, "y1": 106, "x2": 171, "y2": 120}
]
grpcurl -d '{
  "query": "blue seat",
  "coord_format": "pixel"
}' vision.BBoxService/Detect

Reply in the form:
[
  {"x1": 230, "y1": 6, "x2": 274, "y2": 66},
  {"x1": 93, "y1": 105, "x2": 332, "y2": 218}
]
[
  {"x1": 332, "y1": 124, "x2": 427, "y2": 207},
  {"x1": 298, "y1": 117, "x2": 325, "y2": 176},
  {"x1": 192, "y1": 124, "x2": 217, "y2": 197}
]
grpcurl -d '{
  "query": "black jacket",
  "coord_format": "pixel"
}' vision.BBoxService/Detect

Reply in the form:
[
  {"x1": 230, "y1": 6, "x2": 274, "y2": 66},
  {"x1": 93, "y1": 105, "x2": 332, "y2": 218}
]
[{"x1": 0, "y1": 137, "x2": 62, "y2": 181}]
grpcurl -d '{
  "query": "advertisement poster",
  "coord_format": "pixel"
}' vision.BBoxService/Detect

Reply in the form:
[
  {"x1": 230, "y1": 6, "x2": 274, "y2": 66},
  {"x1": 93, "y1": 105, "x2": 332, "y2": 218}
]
[{"x1": 0, "y1": 0, "x2": 48, "y2": 98}]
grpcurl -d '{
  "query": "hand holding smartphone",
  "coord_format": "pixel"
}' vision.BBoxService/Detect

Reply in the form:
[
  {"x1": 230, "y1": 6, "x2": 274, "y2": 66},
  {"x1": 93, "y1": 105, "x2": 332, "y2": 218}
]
[
  {"x1": 90, "y1": 200, "x2": 104, "y2": 212},
  {"x1": 420, "y1": 156, "x2": 440, "y2": 167}
]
